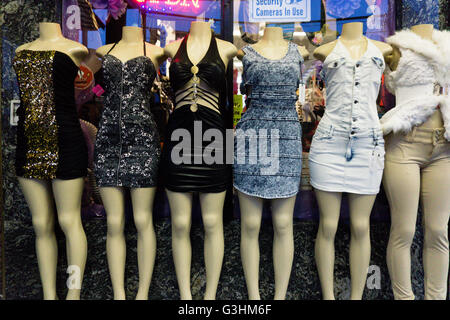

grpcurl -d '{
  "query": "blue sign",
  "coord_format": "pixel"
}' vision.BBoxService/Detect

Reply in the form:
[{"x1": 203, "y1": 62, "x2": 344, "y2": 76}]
[{"x1": 249, "y1": 0, "x2": 311, "y2": 22}]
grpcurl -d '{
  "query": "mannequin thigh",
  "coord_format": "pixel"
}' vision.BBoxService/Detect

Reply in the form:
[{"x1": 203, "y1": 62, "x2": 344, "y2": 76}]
[
  {"x1": 100, "y1": 187, "x2": 126, "y2": 233},
  {"x1": 383, "y1": 161, "x2": 421, "y2": 300},
  {"x1": 314, "y1": 189, "x2": 342, "y2": 238},
  {"x1": 52, "y1": 178, "x2": 85, "y2": 232},
  {"x1": 420, "y1": 159, "x2": 450, "y2": 300},
  {"x1": 18, "y1": 177, "x2": 55, "y2": 234},
  {"x1": 130, "y1": 187, "x2": 157, "y2": 230}
]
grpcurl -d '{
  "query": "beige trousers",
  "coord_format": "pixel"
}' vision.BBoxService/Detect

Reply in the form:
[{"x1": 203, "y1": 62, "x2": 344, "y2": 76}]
[{"x1": 383, "y1": 125, "x2": 450, "y2": 300}]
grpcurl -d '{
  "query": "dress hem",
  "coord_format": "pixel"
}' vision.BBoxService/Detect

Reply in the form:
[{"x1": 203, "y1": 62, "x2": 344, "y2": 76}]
[
  {"x1": 233, "y1": 184, "x2": 299, "y2": 200},
  {"x1": 310, "y1": 180, "x2": 380, "y2": 195}
]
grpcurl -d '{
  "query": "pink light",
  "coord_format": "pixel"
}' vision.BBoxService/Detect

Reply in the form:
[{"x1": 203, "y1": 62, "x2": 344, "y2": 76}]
[{"x1": 132, "y1": 0, "x2": 201, "y2": 11}]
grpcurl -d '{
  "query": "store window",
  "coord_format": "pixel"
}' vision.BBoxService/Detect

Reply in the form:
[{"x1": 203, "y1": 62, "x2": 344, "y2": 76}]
[
  {"x1": 61, "y1": 0, "x2": 228, "y2": 219},
  {"x1": 232, "y1": 0, "x2": 395, "y2": 206},
  {"x1": 60, "y1": 0, "x2": 396, "y2": 220}
]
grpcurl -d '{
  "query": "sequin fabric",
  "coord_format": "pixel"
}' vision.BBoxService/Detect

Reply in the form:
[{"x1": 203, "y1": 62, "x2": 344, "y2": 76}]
[
  {"x1": 13, "y1": 50, "x2": 59, "y2": 179},
  {"x1": 94, "y1": 55, "x2": 160, "y2": 188}
]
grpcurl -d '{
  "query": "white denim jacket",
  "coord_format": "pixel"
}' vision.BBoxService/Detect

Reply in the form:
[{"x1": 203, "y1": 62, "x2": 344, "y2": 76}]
[{"x1": 319, "y1": 38, "x2": 385, "y2": 134}]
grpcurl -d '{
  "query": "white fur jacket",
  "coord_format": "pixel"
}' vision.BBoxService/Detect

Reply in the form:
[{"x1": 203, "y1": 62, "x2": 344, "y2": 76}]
[{"x1": 380, "y1": 29, "x2": 450, "y2": 140}]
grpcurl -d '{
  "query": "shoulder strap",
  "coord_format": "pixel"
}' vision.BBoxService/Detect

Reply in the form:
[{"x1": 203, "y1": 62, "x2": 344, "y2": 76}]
[
  {"x1": 143, "y1": 27, "x2": 147, "y2": 57},
  {"x1": 105, "y1": 42, "x2": 118, "y2": 55}
]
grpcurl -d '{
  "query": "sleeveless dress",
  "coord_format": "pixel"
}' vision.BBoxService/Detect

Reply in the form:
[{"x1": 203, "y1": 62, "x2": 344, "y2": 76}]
[
  {"x1": 13, "y1": 50, "x2": 88, "y2": 180},
  {"x1": 233, "y1": 42, "x2": 303, "y2": 199},
  {"x1": 94, "y1": 44, "x2": 160, "y2": 188},
  {"x1": 162, "y1": 32, "x2": 230, "y2": 193},
  {"x1": 309, "y1": 38, "x2": 385, "y2": 194}
]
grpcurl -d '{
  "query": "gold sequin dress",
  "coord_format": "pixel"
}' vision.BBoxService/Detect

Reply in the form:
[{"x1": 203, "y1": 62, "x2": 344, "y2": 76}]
[{"x1": 13, "y1": 50, "x2": 88, "y2": 180}]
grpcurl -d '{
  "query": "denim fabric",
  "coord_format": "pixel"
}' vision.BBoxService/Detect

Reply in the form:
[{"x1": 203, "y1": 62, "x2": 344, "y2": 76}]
[
  {"x1": 309, "y1": 119, "x2": 385, "y2": 194},
  {"x1": 310, "y1": 38, "x2": 386, "y2": 194},
  {"x1": 233, "y1": 42, "x2": 303, "y2": 199},
  {"x1": 319, "y1": 38, "x2": 385, "y2": 131}
]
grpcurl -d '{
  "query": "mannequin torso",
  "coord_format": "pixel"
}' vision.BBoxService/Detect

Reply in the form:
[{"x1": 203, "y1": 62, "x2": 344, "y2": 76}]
[
  {"x1": 96, "y1": 26, "x2": 166, "y2": 69},
  {"x1": 164, "y1": 21, "x2": 237, "y2": 71},
  {"x1": 164, "y1": 21, "x2": 237, "y2": 113},
  {"x1": 313, "y1": 22, "x2": 392, "y2": 62},
  {"x1": 16, "y1": 22, "x2": 88, "y2": 66},
  {"x1": 237, "y1": 27, "x2": 309, "y2": 60}
]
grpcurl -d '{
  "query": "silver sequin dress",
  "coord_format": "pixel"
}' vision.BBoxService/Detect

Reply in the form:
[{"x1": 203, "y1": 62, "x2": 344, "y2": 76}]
[{"x1": 94, "y1": 54, "x2": 160, "y2": 188}]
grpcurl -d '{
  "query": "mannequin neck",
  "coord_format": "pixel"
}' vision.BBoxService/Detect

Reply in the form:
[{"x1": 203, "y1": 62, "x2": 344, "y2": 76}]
[
  {"x1": 411, "y1": 24, "x2": 434, "y2": 40},
  {"x1": 38, "y1": 22, "x2": 64, "y2": 41},
  {"x1": 189, "y1": 21, "x2": 212, "y2": 40},
  {"x1": 121, "y1": 26, "x2": 144, "y2": 43},
  {"x1": 340, "y1": 22, "x2": 364, "y2": 41},
  {"x1": 260, "y1": 27, "x2": 284, "y2": 44}
]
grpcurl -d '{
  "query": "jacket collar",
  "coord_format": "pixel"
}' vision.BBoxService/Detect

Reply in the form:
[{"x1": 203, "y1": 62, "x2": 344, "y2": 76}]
[{"x1": 386, "y1": 29, "x2": 450, "y2": 72}]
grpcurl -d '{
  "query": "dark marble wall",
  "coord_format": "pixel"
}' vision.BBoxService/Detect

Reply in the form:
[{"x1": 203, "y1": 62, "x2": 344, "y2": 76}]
[
  {"x1": 401, "y1": 0, "x2": 440, "y2": 28},
  {"x1": 1, "y1": 0, "x2": 449, "y2": 300}
]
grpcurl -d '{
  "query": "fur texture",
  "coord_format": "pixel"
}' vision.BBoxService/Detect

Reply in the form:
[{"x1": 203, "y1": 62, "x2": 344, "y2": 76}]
[{"x1": 381, "y1": 29, "x2": 450, "y2": 140}]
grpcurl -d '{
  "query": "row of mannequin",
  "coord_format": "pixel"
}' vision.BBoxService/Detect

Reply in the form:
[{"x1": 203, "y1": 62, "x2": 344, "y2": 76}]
[{"x1": 13, "y1": 21, "x2": 449, "y2": 300}]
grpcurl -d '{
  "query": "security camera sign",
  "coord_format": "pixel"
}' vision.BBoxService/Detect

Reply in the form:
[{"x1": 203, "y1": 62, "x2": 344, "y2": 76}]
[{"x1": 249, "y1": 0, "x2": 311, "y2": 22}]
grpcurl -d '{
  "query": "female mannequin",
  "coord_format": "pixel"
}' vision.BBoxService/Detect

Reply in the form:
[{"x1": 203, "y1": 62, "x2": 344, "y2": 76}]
[
  {"x1": 14, "y1": 22, "x2": 89, "y2": 300},
  {"x1": 311, "y1": 22, "x2": 392, "y2": 300},
  {"x1": 381, "y1": 24, "x2": 450, "y2": 300},
  {"x1": 235, "y1": 27, "x2": 308, "y2": 300},
  {"x1": 163, "y1": 21, "x2": 237, "y2": 300},
  {"x1": 95, "y1": 26, "x2": 166, "y2": 300}
]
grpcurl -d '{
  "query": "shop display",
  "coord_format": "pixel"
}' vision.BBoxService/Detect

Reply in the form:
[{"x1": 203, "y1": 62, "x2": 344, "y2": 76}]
[
  {"x1": 382, "y1": 24, "x2": 450, "y2": 300},
  {"x1": 2, "y1": 0, "x2": 448, "y2": 302},
  {"x1": 94, "y1": 25, "x2": 164, "y2": 300},
  {"x1": 234, "y1": 26, "x2": 306, "y2": 300},
  {"x1": 310, "y1": 22, "x2": 392, "y2": 300},
  {"x1": 13, "y1": 22, "x2": 89, "y2": 300},
  {"x1": 162, "y1": 27, "x2": 230, "y2": 193},
  {"x1": 162, "y1": 21, "x2": 237, "y2": 300},
  {"x1": 94, "y1": 26, "x2": 161, "y2": 188}
]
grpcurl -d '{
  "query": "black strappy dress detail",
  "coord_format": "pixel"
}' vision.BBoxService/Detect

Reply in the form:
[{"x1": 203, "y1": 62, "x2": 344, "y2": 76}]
[
  {"x1": 94, "y1": 41, "x2": 161, "y2": 188},
  {"x1": 162, "y1": 32, "x2": 230, "y2": 193}
]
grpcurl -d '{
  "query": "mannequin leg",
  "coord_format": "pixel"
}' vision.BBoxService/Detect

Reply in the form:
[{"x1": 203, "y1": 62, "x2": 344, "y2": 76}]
[
  {"x1": 18, "y1": 177, "x2": 58, "y2": 300},
  {"x1": 52, "y1": 178, "x2": 87, "y2": 300},
  {"x1": 100, "y1": 187, "x2": 126, "y2": 300},
  {"x1": 166, "y1": 189, "x2": 193, "y2": 300},
  {"x1": 383, "y1": 162, "x2": 420, "y2": 300},
  {"x1": 420, "y1": 160, "x2": 450, "y2": 300},
  {"x1": 271, "y1": 196, "x2": 296, "y2": 300},
  {"x1": 314, "y1": 190, "x2": 342, "y2": 300},
  {"x1": 199, "y1": 191, "x2": 226, "y2": 300},
  {"x1": 348, "y1": 193, "x2": 376, "y2": 300},
  {"x1": 130, "y1": 187, "x2": 157, "y2": 300},
  {"x1": 238, "y1": 191, "x2": 263, "y2": 300}
]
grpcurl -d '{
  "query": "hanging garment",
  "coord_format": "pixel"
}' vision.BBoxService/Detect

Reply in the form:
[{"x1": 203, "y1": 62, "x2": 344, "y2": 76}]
[
  {"x1": 13, "y1": 50, "x2": 88, "y2": 180},
  {"x1": 94, "y1": 43, "x2": 160, "y2": 188},
  {"x1": 309, "y1": 38, "x2": 386, "y2": 194},
  {"x1": 233, "y1": 42, "x2": 303, "y2": 199},
  {"x1": 162, "y1": 32, "x2": 230, "y2": 193},
  {"x1": 380, "y1": 29, "x2": 450, "y2": 140}
]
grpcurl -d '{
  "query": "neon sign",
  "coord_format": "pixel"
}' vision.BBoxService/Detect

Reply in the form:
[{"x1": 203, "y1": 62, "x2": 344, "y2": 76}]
[{"x1": 132, "y1": 0, "x2": 202, "y2": 13}]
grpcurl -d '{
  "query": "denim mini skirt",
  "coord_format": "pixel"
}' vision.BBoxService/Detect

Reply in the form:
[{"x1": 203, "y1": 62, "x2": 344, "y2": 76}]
[{"x1": 309, "y1": 120, "x2": 385, "y2": 195}]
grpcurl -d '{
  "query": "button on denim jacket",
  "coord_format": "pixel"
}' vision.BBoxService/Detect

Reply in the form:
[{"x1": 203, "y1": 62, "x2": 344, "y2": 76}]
[{"x1": 320, "y1": 38, "x2": 385, "y2": 133}]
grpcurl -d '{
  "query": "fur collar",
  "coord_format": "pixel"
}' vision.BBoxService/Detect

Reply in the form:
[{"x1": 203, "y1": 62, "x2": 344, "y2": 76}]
[{"x1": 386, "y1": 29, "x2": 450, "y2": 72}]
